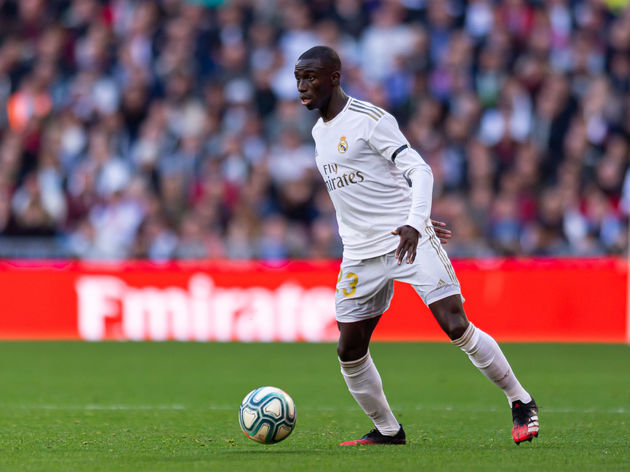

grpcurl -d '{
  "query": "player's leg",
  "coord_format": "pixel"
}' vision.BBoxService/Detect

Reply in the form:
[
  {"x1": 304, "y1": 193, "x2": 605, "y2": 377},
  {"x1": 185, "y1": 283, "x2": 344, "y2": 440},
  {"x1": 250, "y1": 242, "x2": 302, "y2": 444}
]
[
  {"x1": 398, "y1": 224, "x2": 538, "y2": 443},
  {"x1": 429, "y1": 295, "x2": 531, "y2": 403},
  {"x1": 429, "y1": 295, "x2": 538, "y2": 443},
  {"x1": 335, "y1": 256, "x2": 404, "y2": 445},
  {"x1": 338, "y1": 317, "x2": 405, "y2": 444}
]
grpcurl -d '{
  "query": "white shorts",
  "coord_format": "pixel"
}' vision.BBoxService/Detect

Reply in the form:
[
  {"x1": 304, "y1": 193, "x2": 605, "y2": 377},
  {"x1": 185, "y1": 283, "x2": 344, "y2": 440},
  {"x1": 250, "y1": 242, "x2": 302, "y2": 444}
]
[{"x1": 335, "y1": 225, "x2": 463, "y2": 323}]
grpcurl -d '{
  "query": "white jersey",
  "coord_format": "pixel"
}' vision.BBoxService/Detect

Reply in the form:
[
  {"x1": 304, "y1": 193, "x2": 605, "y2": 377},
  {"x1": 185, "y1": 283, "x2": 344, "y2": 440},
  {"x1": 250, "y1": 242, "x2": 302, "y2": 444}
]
[{"x1": 312, "y1": 97, "x2": 434, "y2": 260}]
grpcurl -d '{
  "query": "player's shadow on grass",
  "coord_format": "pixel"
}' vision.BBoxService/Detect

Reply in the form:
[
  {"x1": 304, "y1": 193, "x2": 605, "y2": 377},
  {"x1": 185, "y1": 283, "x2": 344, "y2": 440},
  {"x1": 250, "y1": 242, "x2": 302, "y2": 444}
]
[{"x1": 221, "y1": 449, "x2": 329, "y2": 455}]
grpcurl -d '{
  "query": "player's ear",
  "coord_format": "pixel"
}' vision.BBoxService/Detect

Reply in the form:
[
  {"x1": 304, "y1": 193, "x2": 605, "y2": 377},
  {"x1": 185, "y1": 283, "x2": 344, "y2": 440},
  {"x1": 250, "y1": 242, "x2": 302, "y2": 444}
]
[{"x1": 330, "y1": 70, "x2": 341, "y2": 86}]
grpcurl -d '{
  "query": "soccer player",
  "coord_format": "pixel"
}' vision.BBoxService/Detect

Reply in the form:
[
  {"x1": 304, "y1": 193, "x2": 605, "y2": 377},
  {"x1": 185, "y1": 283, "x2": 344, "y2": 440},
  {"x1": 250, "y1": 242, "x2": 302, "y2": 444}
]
[{"x1": 294, "y1": 46, "x2": 539, "y2": 446}]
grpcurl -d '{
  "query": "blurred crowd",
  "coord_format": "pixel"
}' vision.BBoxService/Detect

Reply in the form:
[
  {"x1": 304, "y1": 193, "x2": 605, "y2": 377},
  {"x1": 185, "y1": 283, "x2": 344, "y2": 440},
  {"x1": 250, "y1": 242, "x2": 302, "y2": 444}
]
[{"x1": 1, "y1": 0, "x2": 629, "y2": 260}]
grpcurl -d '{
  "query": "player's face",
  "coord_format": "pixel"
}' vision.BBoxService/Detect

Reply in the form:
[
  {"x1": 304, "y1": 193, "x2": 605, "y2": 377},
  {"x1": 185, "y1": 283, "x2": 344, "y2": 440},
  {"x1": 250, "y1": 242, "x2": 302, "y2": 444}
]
[{"x1": 294, "y1": 58, "x2": 333, "y2": 111}]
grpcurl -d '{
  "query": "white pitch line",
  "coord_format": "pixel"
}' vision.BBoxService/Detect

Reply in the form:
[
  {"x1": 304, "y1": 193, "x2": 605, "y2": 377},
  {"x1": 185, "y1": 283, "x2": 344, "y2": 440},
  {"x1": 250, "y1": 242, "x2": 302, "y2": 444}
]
[
  {"x1": 5, "y1": 404, "x2": 628, "y2": 414},
  {"x1": 413, "y1": 405, "x2": 628, "y2": 414},
  {"x1": 10, "y1": 404, "x2": 187, "y2": 411}
]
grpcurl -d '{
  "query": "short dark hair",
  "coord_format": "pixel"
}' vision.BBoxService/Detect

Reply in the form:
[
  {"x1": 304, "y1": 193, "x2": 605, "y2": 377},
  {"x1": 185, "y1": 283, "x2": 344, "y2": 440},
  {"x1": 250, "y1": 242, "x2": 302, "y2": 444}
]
[{"x1": 298, "y1": 46, "x2": 341, "y2": 72}]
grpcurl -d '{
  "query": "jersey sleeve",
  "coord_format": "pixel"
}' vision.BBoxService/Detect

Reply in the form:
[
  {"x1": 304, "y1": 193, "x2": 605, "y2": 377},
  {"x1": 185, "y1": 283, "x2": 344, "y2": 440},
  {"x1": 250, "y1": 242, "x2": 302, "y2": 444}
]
[
  {"x1": 367, "y1": 114, "x2": 410, "y2": 161},
  {"x1": 395, "y1": 146, "x2": 434, "y2": 231},
  {"x1": 368, "y1": 113, "x2": 434, "y2": 232}
]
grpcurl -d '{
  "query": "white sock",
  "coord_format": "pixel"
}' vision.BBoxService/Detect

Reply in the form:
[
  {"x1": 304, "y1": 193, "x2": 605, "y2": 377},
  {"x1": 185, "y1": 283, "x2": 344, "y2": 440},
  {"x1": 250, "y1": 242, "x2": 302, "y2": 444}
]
[
  {"x1": 452, "y1": 323, "x2": 532, "y2": 405},
  {"x1": 339, "y1": 352, "x2": 400, "y2": 436}
]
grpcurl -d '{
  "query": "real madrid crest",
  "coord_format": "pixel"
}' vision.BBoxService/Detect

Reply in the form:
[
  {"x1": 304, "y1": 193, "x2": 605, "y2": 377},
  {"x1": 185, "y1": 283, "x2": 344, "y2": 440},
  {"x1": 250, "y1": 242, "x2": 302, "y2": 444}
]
[{"x1": 338, "y1": 136, "x2": 348, "y2": 153}]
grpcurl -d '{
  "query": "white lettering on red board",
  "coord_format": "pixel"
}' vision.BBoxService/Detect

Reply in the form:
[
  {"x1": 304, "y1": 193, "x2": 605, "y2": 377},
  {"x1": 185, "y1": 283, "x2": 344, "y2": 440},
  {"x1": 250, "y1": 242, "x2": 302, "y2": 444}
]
[{"x1": 75, "y1": 274, "x2": 337, "y2": 342}]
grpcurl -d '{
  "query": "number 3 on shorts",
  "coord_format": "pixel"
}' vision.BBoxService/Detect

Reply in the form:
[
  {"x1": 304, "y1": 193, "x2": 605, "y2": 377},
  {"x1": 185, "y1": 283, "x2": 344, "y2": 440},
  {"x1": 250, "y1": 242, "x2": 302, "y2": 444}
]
[{"x1": 336, "y1": 270, "x2": 358, "y2": 297}]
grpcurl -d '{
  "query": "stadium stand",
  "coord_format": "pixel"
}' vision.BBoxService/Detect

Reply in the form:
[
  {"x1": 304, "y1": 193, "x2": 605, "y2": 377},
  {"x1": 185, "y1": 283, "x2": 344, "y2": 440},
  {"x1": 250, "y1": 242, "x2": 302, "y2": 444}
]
[{"x1": 0, "y1": 0, "x2": 629, "y2": 259}]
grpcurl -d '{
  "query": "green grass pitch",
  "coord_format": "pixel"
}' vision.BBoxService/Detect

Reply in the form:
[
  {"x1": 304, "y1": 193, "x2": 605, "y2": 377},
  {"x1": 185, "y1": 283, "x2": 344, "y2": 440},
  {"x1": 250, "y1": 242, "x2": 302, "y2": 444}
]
[{"x1": 0, "y1": 342, "x2": 628, "y2": 471}]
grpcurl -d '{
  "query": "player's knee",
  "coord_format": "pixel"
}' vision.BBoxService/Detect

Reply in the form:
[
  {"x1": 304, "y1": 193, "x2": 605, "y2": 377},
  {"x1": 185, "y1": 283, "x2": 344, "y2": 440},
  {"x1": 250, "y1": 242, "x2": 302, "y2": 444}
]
[
  {"x1": 447, "y1": 317, "x2": 469, "y2": 340},
  {"x1": 432, "y1": 298, "x2": 469, "y2": 340},
  {"x1": 337, "y1": 319, "x2": 377, "y2": 361},
  {"x1": 337, "y1": 340, "x2": 368, "y2": 362}
]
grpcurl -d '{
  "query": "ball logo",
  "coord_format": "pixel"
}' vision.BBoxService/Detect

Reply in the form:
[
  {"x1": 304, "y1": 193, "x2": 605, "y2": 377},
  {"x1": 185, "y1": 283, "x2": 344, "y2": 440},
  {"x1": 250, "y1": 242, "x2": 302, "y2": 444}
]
[{"x1": 337, "y1": 136, "x2": 348, "y2": 153}]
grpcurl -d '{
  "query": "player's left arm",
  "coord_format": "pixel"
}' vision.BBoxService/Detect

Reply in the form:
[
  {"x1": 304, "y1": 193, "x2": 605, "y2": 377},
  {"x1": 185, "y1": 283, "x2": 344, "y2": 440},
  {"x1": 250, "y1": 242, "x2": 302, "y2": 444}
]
[
  {"x1": 431, "y1": 219, "x2": 452, "y2": 244},
  {"x1": 393, "y1": 149, "x2": 435, "y2": 264},
  {"x1": 368, "y1": 114, "x2": 436, "y2": 264}
]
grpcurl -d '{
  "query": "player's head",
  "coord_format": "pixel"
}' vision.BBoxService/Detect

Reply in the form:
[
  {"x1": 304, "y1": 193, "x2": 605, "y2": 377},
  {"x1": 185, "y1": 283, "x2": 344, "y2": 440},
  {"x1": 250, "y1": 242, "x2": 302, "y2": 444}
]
[{"x1": 294, "y1": 46, "x2": 342, "y2": 111}]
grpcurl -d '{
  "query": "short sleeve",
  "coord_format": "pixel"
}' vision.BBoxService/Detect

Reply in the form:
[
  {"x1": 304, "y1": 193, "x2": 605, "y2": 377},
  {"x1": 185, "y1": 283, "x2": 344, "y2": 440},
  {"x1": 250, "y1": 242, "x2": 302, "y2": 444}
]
[{"x1": 367, "y1": 114, "x2": 410, "y2": 161}]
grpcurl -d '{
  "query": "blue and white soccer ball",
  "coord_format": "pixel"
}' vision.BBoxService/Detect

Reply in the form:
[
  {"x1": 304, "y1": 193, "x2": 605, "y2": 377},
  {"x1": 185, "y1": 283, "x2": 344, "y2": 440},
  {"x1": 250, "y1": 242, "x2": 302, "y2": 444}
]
[{"x1": 238, "y1": 386, "x2": 297, "y2": 444}]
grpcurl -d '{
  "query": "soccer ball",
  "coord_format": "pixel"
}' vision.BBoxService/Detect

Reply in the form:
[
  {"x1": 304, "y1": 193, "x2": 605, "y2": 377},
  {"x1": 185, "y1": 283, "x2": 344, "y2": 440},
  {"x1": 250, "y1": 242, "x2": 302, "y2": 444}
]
[{"x1": 238, "y1": 386, "x2": 297, "y2": 444}]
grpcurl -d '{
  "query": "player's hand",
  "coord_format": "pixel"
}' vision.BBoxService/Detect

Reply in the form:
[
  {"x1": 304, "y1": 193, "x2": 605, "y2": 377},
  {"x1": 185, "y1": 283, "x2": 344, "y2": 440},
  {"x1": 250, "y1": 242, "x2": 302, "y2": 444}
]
[
  {"x1": 431, "y1": 219, "x2": 452, "y2": 245},
  {"x1": 391, "y1": 225, "x2": 420, "y2": 265}
]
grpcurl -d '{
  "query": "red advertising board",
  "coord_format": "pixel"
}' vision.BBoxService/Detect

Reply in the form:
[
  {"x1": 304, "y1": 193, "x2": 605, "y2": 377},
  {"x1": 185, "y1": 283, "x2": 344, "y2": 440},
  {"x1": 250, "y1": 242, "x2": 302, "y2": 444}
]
[{"x1": 0, "y1": 258, "x2": 627, "y2": 342}]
